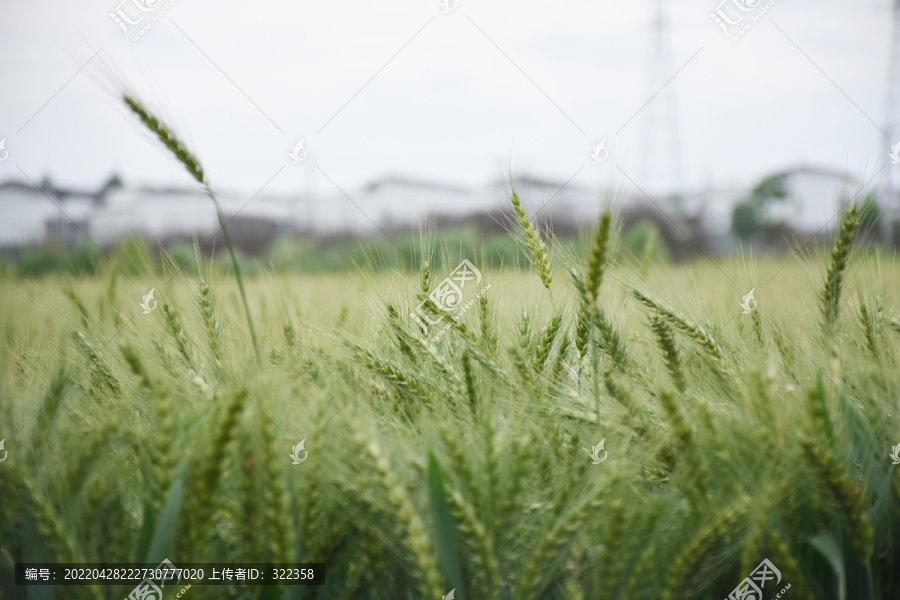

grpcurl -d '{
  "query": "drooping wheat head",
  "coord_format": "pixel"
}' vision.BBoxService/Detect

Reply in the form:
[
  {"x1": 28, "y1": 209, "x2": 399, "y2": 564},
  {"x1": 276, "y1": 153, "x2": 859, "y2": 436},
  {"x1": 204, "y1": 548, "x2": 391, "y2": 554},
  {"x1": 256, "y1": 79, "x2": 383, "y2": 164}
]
[{"x1": 123, "y1": 94, "x2": 260, "y2": 365}]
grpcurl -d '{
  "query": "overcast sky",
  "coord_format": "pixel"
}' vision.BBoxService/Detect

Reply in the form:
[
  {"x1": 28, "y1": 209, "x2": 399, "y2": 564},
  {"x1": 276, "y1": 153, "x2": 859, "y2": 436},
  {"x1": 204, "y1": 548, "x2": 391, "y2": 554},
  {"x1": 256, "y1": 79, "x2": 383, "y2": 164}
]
[{"x1": 0, "y1": 0, "x2": 896, "y2": 204}]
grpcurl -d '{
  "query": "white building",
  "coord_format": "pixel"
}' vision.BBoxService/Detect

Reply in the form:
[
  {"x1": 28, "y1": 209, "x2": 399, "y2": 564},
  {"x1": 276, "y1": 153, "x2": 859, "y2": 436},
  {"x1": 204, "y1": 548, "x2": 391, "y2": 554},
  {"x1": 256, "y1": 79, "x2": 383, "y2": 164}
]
[
  {"x1": 763, "y1": 165, "x2": 856, "y2": 234},
  {"x1": 0, "y1": 164, "x2": 865, "y2": 253}
]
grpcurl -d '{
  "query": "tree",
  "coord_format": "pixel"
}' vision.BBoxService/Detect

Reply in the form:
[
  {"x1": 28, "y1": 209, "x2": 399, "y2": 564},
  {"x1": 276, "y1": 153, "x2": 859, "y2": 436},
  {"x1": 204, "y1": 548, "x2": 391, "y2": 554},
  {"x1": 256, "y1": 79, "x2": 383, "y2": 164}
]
[{"x1": 730, "y1": 175, "x2": 788, "y2": 241}]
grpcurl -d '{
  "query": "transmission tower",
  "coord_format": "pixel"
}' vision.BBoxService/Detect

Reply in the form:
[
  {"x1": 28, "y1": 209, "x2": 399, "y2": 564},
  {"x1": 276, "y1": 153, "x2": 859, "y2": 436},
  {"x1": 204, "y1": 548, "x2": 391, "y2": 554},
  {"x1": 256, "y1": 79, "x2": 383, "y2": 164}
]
[
  {"x1": 883, "y1": 0, "x2": 900, "y2": 248},
  {"x1": 638, "y1": 0, "x2": 684, "y2": 212}
]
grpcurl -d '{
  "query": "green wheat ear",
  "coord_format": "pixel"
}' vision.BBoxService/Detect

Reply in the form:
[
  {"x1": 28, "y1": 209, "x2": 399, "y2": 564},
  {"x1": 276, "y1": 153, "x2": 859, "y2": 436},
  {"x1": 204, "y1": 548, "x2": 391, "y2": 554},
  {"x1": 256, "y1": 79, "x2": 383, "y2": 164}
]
[
  {"x1": 631, "y1": 289, "x2": 728, "y2": 377},
  {"x1": 197, "y1": 278, "x2": 223, "y2": 373},
  {"x1": 123, "y1": 96, "x2": 205, "y2": 185},
  {"x1": 820, "y1": 203, "x2": 859, "y2": 337},
  {"x1": 649, "y1": 315, "x2": 685, "y2": 393},
  {"x1": 586, "y1": 209, "x2": 612, "y2": 301},
  {"x1": 509, "y1": 186, "x2": 553, "y2": 291},
  {"x1": 123, "y1": 94, "x2": 260, "y2": 366}
]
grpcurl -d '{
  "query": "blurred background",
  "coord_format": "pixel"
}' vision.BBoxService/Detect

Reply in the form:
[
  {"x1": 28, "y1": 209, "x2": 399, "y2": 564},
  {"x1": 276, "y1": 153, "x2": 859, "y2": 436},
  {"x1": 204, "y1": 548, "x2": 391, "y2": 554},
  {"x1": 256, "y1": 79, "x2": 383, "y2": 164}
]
[{"x1": 0, "y1": 0, "x2": 897, "y2": 275}]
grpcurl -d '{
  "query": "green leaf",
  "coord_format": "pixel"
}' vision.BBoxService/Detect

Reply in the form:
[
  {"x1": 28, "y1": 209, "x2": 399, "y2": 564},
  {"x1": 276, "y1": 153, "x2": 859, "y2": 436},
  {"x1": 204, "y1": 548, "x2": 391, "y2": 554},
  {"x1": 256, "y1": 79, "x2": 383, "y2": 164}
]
[
  {"x1": 136, "y1": 498, "x2": 157, "y2": 563},
  {"x1": 810, "y1": 533, "x2": 845, "y2": 600},
  {"x1": 144, "y1": 453, "x2": 191, "y2": 564},
  {"x1": 428, "y1": 450, "x2": 465, "y2": 600}
]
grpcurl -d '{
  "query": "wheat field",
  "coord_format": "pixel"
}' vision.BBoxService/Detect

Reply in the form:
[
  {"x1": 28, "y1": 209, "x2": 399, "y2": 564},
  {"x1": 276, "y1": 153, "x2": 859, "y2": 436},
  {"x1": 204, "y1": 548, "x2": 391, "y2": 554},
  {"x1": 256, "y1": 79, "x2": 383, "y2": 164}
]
[
  {"x1": 1, "y1": 201, "x2": 900, "y2": 599},
  {"x1": 2, "y1": 97, "x2": 900, "y2": 600}
]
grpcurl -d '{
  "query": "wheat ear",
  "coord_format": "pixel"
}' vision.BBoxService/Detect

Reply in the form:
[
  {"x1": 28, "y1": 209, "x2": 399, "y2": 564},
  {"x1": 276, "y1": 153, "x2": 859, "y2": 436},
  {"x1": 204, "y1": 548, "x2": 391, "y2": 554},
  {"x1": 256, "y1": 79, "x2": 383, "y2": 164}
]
[
  {"x1": 659, "y1": 390, "x2": 709, "y2": 502},
  {"x1": 162, "y1": 301, "x2": 195, "y2": 370},
  {"x1": 802, "y1": 437, "x2": 872, "y2": 561},
  {"x1": 586, "y1": 209, "x2": 612, "y2": 301},
  {"x1": 570, "y1": 268, "x2": 592, "y2": 360},
  {"x1": 509, "y1": 187, "x2": 553, "y2": 290},
  {"x1": 188, "y1": 389, "x2": 248, "y2": 554},
  {"x1": 820, "y1": 203, "x2": 859, "y2": 337},
  {"x1": 649, "y1": 315, "x2": 686, "y2": 392},
  {"x1": 197, "y1": 278, "x2": 222, "y2": 373},
  {"x1": 124, "y1": 94, "x2": 260, "y2": 365},
  {"x1": 533, "y1": 312, "x2": 563, "y2": 373},
  {"x1": 632, "y1": 289, "x2": 728, "y2": 376},
  {"x1": 71, "y1": 330, "x2": 122, "y2": 397},
  {"x1": 660, "y1": 502, "x2": 747, "y2": 600},
  {"x1": 518, "y1": 498, "x2": 599, "y2": 599}
]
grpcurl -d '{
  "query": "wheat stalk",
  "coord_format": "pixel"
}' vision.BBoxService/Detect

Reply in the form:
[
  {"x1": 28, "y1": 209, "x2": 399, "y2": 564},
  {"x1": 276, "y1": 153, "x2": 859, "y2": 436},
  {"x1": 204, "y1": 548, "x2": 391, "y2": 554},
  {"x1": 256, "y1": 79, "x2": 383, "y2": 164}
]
[{"x1": 124, "y1": 94, "x2": 260, "y2": 365}]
